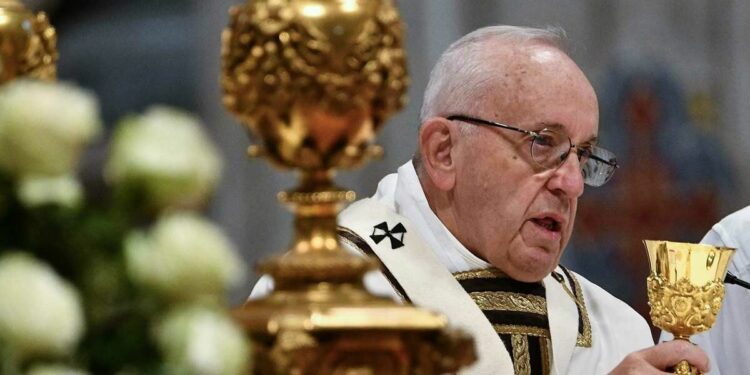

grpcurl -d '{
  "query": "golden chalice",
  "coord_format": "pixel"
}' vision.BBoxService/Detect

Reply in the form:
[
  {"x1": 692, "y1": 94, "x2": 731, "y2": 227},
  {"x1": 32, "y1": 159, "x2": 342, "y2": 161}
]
[{"x1": 644, "y1": 240, "x2": 735, "y2": 375}]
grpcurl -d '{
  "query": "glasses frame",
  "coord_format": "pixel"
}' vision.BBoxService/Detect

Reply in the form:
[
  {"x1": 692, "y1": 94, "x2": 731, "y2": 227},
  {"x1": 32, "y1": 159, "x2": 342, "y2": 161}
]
[{"x1": 446, "y1": 114, "x2": 619, "y2": 184}]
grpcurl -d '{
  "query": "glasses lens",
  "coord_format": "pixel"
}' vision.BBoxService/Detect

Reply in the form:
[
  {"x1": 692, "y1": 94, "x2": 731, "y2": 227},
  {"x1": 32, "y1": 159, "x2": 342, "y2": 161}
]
[
  {"x1": 530, "y1": 130, "x2": 570, "y2": 169},
  {"x1": 582, "y1": 147, "x2": 617, "y2": 187}
]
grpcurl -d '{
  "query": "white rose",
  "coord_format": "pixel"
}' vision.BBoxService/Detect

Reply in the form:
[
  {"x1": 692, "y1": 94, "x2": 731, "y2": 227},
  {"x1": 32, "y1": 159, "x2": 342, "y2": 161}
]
[
  {"x1": 16, "y1": 174, "x2": 83, "y2": 208},
  {"x1": 124, "y1": 212, "x2": 244, "y2": 301},
  {"x1": 0, "y1": 253, "x2": 85, "y2": 360},
  {"x1": 0, "y1": 79, "x2": 102, "y2": 177},
  {"x1": 26, "y1": 364, "x2": 89, "y2": 375},
  {"x1": 104, "y1": 106, "x2": 222, "y2": 210},
  {"x1": 155, "y1": 306, "x2": 250, "y2": 375}
]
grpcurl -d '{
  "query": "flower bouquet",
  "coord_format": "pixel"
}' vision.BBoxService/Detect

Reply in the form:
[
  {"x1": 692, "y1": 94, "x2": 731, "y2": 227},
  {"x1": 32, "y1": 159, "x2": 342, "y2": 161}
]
[{"x1": 0, "y1": 79, "x2": 250, "y2": 374}]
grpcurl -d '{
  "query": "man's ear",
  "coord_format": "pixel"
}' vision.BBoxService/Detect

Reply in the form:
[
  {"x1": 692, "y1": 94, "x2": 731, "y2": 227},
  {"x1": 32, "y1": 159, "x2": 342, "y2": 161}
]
[{"x1": 419, "y1": 117, "x2": 458, "y2": 191}]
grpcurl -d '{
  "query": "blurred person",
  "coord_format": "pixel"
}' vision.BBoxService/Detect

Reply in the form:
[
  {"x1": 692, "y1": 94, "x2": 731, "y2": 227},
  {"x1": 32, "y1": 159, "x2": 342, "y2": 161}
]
[
  {"x1": 661, "y1": 205, "x2": 750, "y2": 375},
  {"x1": 252, "y1": 25, "x2": 708, "y2": 374}
]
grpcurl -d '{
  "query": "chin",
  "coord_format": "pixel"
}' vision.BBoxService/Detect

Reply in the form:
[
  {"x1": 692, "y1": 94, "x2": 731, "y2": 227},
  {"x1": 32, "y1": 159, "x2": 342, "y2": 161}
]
[
  {"x1": 503, "y1": 249, "x2": 559, "y2": 282},
  {"x1": 509, "y1": 268, "x2": 551, "y2": 283}
]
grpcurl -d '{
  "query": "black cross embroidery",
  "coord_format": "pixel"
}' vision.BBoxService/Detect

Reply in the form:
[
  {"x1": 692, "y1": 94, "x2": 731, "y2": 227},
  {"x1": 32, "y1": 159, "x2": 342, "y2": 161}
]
[{"x1": 370, "y1": 221, "x2": 407, "y2": 249}]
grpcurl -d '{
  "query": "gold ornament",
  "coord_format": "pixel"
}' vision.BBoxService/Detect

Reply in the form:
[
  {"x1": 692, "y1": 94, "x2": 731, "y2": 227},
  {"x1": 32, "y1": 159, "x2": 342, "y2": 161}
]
[
  {"x1": 221, "y1": 1, "x2": 475, "y2": 374},
  {"x1": 644, "y1": 240, "x2": 735, "y2": 375},
  {"x1": 0, "y1": 0, "x2": 57, "y2": 83},
  {"x1": 221, "y1": 0, "x2": 407, "y2": 170}
]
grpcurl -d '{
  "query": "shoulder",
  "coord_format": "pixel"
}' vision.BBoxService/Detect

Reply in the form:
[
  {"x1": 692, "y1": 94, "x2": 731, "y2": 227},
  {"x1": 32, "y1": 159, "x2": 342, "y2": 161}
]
[
  {"x1": 340, "y1": 197, "x2": 394, "y2": 221},
  {"x1": 719, "y1": 205, "x2": 750, "y2": 225},
  {"x1": 341, "y1": 162, "x2": 420, "y2": 221},
  {"x1": 337, "y1": 204, "x2": 412, "y2": 302},
  {"x1": 707, "y1": 206, "x2": 750, "y2": 247},
  {"x1": 703, "y1": 205, "x2": 750, "y2": 272},
  {"x1": 706, "y1": 206, "x2": 750, "y2": 247},
  {"x1": 339, "y1": 197, "x2": 409, "y2": 245}
]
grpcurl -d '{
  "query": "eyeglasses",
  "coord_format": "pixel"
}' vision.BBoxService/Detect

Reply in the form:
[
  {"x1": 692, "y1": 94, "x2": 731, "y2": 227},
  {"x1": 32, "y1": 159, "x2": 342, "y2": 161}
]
[{"x1": 447, "y1": 115, "x2": 619, "y2": 187}]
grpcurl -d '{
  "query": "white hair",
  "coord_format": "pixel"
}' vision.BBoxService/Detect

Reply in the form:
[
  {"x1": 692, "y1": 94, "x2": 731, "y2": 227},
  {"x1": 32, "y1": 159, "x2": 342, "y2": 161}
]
[
  {"x1": 413, "y1": 26, "x2": 568, "y2": 171},
  {"x1": 419, "y1": 25, "x2": 568, "y2": 124}
]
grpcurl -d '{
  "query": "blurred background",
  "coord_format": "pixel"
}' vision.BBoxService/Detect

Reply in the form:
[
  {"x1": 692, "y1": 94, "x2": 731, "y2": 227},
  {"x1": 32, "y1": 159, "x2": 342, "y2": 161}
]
[{"x1": 32, "y1": 0, "x2": 750, "y2": 335}]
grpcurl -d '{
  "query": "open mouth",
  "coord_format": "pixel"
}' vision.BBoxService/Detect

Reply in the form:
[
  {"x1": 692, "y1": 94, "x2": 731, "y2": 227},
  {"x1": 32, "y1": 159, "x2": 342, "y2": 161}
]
[{"x1": 531, "y1": 217, "x2": 561, "y2": 232}]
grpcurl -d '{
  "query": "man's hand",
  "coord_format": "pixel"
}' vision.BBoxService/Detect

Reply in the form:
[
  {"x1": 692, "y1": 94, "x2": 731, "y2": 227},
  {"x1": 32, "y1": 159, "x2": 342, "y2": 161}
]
[{"x1": 609, "y1": 340, "x2": 709, "y2": 374}]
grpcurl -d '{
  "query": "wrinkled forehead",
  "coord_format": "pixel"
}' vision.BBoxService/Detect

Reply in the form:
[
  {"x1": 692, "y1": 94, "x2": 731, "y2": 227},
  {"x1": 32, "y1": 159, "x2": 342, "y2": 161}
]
[
  {"x1": 478, "y1": 42, "x2": 599, "y2": 140},
  {"x1": 484, "y1": 42, "x2": 594, "y2": 100}
]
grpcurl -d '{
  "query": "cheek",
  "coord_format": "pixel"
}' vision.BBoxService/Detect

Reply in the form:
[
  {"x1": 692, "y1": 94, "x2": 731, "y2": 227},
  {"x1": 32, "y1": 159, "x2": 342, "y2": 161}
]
[
  {"x1": 452, "y1": 157, "x2": 516, "y2": 250},
  {"x1": 458, "y1": 155, "x2": 513, "y2": 212},
  {"x1": 455, "y1": 140, "x2": 548, "y2": 247},
  {"x1": 465, "y1": 158, "x2": 537, "y2": 222},
  {"x1": 455, "y1": 147, "x2": 498, "y2": 200},
  {"x1": 458, "y1": 174, "x2": 529, "y2": 247},
  {"x1": 562, "y1": 201, "x2": 579, "y2": 242},
  {"x1": 454, "y1": 167, "x2": 494, "y2": 221}
]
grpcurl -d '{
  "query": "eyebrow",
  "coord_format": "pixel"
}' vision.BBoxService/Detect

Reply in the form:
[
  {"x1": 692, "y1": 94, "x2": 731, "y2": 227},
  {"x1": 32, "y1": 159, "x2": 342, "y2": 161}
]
[{"x1": 536, "y1": 122, "x2": 599, "y2": 145}]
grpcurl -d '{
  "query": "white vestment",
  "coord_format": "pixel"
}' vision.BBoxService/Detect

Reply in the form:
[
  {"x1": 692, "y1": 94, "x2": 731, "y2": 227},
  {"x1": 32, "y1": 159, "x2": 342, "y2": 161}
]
[
  {"x1": 660, "y1": 205, "x2": 750, "y2": 375},
  {"x1": 252, "y1": 161, "x2": 653, "y2": 374}
]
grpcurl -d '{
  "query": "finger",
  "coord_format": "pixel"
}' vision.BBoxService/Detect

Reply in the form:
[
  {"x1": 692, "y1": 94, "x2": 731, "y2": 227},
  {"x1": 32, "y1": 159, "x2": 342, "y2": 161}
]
[
  {"x1": 639, "y1": 340, "x2": 710, "y2": 373},
  {"x1": 608, "y1": 355, "x2": 675, "y2": 375}
]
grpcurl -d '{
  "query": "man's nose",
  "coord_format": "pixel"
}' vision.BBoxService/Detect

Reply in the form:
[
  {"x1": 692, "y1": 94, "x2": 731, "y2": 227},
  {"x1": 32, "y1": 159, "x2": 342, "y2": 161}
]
[{"x1": 546, "y1": 151, "x2": 585, "y2": 198}]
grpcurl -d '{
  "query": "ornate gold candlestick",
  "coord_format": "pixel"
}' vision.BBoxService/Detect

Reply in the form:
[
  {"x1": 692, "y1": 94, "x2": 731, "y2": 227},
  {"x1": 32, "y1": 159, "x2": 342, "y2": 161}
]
[
  {"x1": 0, "y1": 0, "x2": 57, "y2": 83},
  {"x1": 644, "y1": 240, "x2": 735, "y2": 375},
  {"x1": 221, "y1": 1, "x2": 475, "y2": 373}
]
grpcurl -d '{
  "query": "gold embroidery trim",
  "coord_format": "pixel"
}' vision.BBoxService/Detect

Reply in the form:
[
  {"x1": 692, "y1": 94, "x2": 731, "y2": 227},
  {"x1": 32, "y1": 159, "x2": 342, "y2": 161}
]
[
  {"x1": 469, "y1": 291, "x2": 547, "y2": 315},
  {"x1": 557, "y1": 269, "x2": 593, "y2": 347},
  {"x1": 511, "y1": 334, "x2": 531, "y2": 375},
  {"x1": 540, "y1": 337, "x2": 552, "y2": 374},
  {"x1": 492, "y1": 324, "x2": 550, "y2": 338},
  {"x1": 453, "y1": 268, "x2": 506, "y2": 280}
]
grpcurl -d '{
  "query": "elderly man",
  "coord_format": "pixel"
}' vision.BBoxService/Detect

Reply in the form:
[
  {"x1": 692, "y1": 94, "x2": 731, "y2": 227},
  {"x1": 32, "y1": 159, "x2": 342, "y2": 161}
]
[{"x1": 252, "y1": 25, "x2": 708, "y2": 374}]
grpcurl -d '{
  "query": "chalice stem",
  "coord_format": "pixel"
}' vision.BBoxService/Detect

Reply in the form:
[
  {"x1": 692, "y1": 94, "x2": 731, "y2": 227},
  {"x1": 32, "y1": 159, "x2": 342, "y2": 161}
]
[{"x1": 671, "y1": 338, "x2": 700, "y2": 375}]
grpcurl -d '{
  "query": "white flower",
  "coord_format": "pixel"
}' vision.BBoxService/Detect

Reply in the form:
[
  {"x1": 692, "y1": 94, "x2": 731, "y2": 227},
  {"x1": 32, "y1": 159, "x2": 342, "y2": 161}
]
[
  {"x1": 16, "y1": 174, "x2": 83, "y2": 208},
  {"x1": 0, "y1": 253, "x2": 85, "y2": 360},
  {"x1": 104, "y1": 106, "x2": 222, "y2": 210},
  {"x1": 26, "y1": 364, "x2": 89, "y2": 375},
  {"x1": 0, "y1": 79, "x2": 102, "y2": 177},
  {"x1": 155, "y1": 306, "x2": 250, "y2": 375},
  {"x1": 124, "y1": 212, "x2": 244, "y2": 301}
]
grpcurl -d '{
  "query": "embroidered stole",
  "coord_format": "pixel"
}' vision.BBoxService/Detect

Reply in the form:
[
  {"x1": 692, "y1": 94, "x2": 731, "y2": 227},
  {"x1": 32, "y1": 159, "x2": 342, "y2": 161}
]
[
  {"x1": 454, "y1": 268, "x2": 552, "y2": 375},
  {"x1": 337, "y1": 197, "x2": 593, "y2": 374}
]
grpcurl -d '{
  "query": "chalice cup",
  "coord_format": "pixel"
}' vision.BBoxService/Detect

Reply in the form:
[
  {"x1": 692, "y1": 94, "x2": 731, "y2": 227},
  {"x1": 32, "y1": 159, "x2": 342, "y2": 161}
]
[{"x1": 644, "y1": 240, "x2": 735, "y2": 375}]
